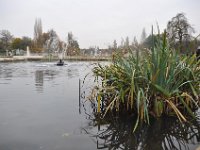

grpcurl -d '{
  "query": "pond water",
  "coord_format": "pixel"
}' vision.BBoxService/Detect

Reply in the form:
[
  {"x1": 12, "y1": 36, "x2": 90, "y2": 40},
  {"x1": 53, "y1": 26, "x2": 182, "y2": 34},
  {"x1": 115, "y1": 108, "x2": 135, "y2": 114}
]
[{"x1": 0, "y1": 61, "x2": 199, "y2": 150}]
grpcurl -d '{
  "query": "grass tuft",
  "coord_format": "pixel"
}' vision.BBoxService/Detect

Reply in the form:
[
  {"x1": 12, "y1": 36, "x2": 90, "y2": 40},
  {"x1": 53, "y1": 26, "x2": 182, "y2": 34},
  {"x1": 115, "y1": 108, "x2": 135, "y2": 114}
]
[{"x1": 91, "y1": 30, "x2": 200, "y2": 131}]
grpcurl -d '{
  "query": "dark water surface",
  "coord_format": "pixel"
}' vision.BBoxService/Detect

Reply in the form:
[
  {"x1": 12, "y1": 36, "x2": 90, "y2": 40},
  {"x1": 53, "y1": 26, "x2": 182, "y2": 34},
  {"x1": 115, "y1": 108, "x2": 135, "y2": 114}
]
[
  {"x1": 0, "y1": 61, "x2": 97, "y2": 150},
  {"x1": 0, "y1": 61, "x2": 199, "y2": 150}
]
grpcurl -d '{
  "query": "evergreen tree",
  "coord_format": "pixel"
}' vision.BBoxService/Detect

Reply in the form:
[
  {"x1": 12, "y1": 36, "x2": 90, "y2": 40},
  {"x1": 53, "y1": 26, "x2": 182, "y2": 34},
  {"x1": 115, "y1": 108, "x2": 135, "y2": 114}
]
[
  {"x1": 140, "y1": 28, "x2": 147, "y2": 44},
  {"x1": 33, "y1": 18, "x2": 43, "y2": 52}
]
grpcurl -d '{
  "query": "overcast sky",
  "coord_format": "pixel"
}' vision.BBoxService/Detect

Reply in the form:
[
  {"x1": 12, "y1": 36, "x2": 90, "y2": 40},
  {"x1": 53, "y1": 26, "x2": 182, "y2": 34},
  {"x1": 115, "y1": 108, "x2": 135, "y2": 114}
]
[{"x1": 0, "y1": 0, "x2": 200, "y2": 48}]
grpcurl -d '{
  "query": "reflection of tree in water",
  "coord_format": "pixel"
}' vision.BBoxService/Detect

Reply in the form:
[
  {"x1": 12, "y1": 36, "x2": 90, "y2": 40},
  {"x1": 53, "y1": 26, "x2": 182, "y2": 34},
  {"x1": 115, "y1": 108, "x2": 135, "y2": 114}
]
[
  {"x1": 81, "y1": 101, "x2": 200, "y2": 150},
  {"x1": 35, "y1": 70, "x2": 44, "y2": 92},
  {"x1": 43, "y1": 70, "x2": 57, "y2": 80},
  {"x1": 35, "y1": 69, "x2": 58, "y2": 92}
]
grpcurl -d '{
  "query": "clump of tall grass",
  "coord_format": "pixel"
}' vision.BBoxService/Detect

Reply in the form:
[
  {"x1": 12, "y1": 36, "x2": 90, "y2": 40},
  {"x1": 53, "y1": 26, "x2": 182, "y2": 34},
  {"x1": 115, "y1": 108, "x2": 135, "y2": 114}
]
[{"x1": 92, "y1": 31, "x2": 200, "y2": 131}]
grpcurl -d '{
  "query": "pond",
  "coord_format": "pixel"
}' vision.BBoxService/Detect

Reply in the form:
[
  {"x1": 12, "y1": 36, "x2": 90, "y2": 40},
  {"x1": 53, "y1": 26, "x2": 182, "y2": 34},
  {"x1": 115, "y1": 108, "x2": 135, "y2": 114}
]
[{"x1": 0, "y1": 61, "x2": 199, "y2": 150}]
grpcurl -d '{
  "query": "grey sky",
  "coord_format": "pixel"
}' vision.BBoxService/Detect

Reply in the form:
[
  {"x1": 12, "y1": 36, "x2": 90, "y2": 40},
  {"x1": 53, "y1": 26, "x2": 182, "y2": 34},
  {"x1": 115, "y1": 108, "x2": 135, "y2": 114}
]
[{"x1": 0, "y1": 0, "x2": 200, "y2": 48}]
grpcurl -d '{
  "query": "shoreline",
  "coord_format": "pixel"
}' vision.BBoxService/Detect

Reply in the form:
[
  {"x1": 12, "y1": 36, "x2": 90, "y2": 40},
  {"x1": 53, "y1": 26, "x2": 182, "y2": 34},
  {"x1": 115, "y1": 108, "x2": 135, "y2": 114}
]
[{"x1": 0, "y1": 56, "x2": 112, "y2": 62}]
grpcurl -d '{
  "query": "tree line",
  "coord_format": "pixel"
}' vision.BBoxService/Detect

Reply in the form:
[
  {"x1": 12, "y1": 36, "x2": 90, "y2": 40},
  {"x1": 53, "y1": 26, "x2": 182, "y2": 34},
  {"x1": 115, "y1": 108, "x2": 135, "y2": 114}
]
[
  {"x1": 0, "y1": 18, "x2": 80, "y2": 56},
  {"x1": 0, "y1": 13, "x2": 200, "y2": 56},
  {"x1": 108, "y1": 13, "x2": 200, "y2": 55}
]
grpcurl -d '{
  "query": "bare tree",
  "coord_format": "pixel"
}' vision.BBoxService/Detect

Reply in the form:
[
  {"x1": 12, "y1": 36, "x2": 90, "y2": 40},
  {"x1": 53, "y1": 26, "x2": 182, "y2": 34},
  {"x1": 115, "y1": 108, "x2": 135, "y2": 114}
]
[
  {"x1": 66, "y1": 32, "x2": 80, "y2": 56},
  {"x1": 167, "y1": 13, "x2": 195, "y2": 52},
  {"x1": 0, "y1": 30, "x2": 13, "y2": 51},
  {"x1": 45, "y1": 29, "x2": 60, "y2": 54}
]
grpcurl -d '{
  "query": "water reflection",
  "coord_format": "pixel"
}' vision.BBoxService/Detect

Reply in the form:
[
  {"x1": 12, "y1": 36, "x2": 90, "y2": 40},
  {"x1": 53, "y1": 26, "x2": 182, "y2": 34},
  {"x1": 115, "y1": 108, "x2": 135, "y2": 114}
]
[
  {"x1": 34, "y1": 69, "x2": 59, "y2": 92},
  {"x1": 80, "y1": 92, "x2": 200, "y2": 150},
  {"x1": 0, "y1": 61, "x2": 99, "y2": 150},
  {"x1": 82, "y1": 111, "x2": 200, "y2": 150},
  {"x1": 67, "y1": 68, "x2": 79, "y2": 78},
  {"x1": 0, "y1": 65, "x2": 13, "y2": 79},
  {"x1": 0, "y1": 63, "x2": 31, "y2": 79},
  {"x1": 35, "y1": 70, "x2": 44, "y2": 92},
  {"x1": 66, "y1": 64, "x2": 79, "y2": 78}
]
